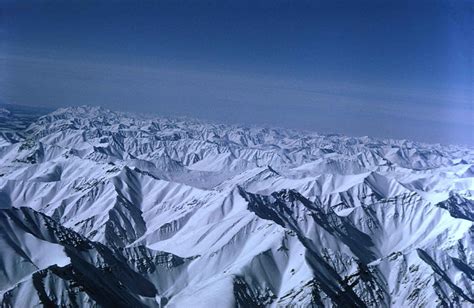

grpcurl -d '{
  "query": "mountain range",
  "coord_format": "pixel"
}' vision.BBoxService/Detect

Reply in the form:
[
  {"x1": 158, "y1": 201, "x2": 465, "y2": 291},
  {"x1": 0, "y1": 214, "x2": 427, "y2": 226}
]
[{"x1": 0, "y1": 105, "x2": 472, "y2": 307}]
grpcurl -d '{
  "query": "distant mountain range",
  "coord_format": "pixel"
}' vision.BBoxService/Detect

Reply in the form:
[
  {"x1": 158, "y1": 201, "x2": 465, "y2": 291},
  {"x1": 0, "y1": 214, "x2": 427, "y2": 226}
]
[
  {"x1": 0, "y1": 103, "x2": 53, "y2": 131},
  {"x1": 0, "y1": 105, "x2": 472, "y2": 307}
]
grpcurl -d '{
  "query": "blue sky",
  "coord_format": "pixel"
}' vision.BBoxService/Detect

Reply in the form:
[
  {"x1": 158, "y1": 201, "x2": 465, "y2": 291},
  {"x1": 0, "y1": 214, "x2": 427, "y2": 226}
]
[{"x1": 1, "y1": 0, "x2": 472, "y2": 144}]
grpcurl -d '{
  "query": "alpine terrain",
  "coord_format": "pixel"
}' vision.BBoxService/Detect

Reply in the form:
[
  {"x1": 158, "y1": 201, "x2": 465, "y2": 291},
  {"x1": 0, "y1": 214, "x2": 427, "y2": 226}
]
[{"x1": 0, "y1": 105, "x2": 472, "y2": 307}]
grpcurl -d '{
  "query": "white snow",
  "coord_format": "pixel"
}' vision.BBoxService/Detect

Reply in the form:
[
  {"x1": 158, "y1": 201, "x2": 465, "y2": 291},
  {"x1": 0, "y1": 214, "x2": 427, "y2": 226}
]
[{"x1": 0, "y1": 105, "x2": 472, "y2": 307}]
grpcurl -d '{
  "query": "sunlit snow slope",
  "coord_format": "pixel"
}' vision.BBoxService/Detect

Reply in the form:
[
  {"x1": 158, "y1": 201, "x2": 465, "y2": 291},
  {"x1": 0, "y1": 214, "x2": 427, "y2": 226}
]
[{"x1": 0, "y1": 105, "x2": 472, "y2": 307}]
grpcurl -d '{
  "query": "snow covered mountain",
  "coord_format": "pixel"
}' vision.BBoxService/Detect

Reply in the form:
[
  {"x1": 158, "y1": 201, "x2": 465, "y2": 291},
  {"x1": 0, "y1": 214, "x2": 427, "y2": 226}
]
[{"x1": 0, "y1": 105, "x2": 472, "y2": 307}]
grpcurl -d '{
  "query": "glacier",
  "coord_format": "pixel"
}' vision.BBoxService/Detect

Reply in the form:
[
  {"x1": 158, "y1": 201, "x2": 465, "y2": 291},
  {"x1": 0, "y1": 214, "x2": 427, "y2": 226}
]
[{"x1": 0, "y1": 105, "x2": 472, "y2": 307}]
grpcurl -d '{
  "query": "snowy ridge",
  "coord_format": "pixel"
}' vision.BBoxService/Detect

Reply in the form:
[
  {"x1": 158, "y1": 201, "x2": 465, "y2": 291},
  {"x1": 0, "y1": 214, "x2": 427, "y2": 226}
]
[{"x1": 0, "y1": 105, "x2": 472, "y2": 307}]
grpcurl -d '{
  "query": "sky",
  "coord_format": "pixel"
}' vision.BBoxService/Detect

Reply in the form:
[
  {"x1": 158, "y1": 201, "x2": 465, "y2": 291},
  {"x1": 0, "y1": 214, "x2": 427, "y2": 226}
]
[{"x1": 0, "y1": 0, "x2": 472, "y2": 145}]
